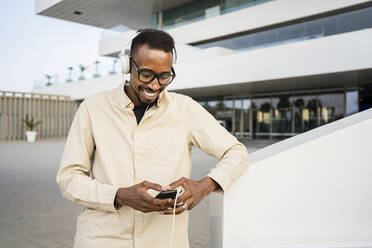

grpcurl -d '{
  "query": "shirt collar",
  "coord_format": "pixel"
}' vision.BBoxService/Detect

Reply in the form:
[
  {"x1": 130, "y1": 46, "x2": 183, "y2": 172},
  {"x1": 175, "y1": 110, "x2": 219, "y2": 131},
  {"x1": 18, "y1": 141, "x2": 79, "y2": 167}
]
[{"x1": 114, "y1": 81, "x2": 168, "y2": 109}]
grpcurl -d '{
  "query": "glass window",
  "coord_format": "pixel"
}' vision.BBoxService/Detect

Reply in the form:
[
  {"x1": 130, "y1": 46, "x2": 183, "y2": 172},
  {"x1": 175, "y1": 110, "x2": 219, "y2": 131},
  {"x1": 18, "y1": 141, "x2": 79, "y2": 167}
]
[
  {"x1": 234, "y1": 35, "x2": 254, "y2": 50},
  {"x1": 197, "y1": 91, "x2": 348, "y2": 139},
  {"x1": 339, "y1": 7, "x2": 372, "y2": 33},
  {"x1": 222, "y1": 99, "x2": 234, "y2": 132},
  {"x1": 318, "y1": 93, "x2": 344, "y2": 125},
  {"x1": 203, "y1": 99, "x2": 230, "y2": 130},
  {"x1": 272, "y1": 96, "x2": 292, "y2": 136},
  {"x1": 242, "y1": 99, "x2": 252, "y2": 137},
  {"x1": 152, "y1": 14, "x2": 157, "y2": 28},
  {"x1": 224, "y1": 0, "x2": 239, "y2": 10},
  {"x1": 196, "y1": 6, "x2": 372, "y2": 52},
  {"x1": 204, "y1": 100, "x2": 221, "y2": 116},
  {"x1": 322, "y1": 15, "x2": 338, "y2": 36},
  {"x1": 263, "y1": 29, "x2": 277, "y2": 45},
  {"x1": 162, "y1": 0, "x2": 271, "y2": 28},
  {"x1": 346, "y1": 90, "x2": 359, "y2": 116},
  {"x1": 253, "y1": 32, "x2": 267, "y2": 47},
  {"x1": 278, "y1": 23, "x2": 304, "y2": 43},
  {"x1": 234, "y1": 99, "x2": 242, "y2": 136},
  {"x1": 207, "y1": 0, "x2": 219, "y2": 8},
  {"x1": 306, "y1": 19, "x2": 323, "y2": 39},
  {"x1": 290, "y1": 95, "x2": 319, "y2": 133},
  {"x1": 252, "y1": 98, "x2": 272, "y2": 137}
]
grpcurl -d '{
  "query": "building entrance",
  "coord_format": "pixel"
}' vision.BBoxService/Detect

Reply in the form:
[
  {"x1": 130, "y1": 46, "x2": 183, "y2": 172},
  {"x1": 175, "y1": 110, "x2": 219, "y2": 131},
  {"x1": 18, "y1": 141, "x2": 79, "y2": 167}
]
[{"x1": 197, "y1": 89, "x2": 357, "y2": 140}]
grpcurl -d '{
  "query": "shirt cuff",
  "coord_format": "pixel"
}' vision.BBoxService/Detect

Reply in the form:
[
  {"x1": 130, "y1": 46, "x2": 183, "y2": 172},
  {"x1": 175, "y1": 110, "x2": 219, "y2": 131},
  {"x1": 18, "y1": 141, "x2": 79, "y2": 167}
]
[
  {"x1": 100, "y1": 184, "x2": 121, "y2": 213},
  {"x1": 207, "y1": 169, "x2": 231, "y2": 194}
]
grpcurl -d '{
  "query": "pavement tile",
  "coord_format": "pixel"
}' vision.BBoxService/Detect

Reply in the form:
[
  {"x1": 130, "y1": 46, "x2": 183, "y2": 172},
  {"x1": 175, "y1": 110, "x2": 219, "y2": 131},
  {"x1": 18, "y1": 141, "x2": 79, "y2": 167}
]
[{"x1": 0, "y1": 139, "x2": 274, "y2": 248}]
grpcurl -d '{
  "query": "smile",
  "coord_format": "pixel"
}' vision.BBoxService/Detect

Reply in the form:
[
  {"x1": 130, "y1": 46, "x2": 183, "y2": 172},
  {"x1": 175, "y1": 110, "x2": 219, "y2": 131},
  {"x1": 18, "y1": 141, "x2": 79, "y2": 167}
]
[{"x1": 141, "y1": 87, "x2": 158, "y2": 98}]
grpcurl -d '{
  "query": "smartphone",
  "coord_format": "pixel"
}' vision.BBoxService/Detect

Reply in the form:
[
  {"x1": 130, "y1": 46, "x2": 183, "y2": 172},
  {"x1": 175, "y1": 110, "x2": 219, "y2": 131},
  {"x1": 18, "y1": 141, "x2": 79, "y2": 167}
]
[{"x1": 155, "y1": 190, "x2": 177, "y2": 199}]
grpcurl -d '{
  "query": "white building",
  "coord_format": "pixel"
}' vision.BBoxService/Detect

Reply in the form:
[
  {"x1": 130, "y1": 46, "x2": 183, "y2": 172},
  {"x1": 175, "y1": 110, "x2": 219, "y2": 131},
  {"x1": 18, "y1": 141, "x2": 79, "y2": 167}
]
[{"x1": 34, "y1": 0, "x2": 372, "y2": 139}]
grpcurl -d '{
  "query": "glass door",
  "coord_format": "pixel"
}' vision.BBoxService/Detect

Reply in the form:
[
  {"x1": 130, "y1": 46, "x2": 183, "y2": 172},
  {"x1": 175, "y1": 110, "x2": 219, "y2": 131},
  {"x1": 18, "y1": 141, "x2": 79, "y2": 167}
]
[
  {"x1": 271, "y1": 96, "x2": 292, "y2": 138},
  {"x1": 252, "y1": 98, "x2": 272, "y2": 138}
]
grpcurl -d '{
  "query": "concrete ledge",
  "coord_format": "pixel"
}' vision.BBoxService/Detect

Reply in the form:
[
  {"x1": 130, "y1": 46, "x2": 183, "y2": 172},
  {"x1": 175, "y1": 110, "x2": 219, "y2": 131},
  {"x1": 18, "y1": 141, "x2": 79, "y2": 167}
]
[{"x1": 210, "y1": 108, "x2": 372, "y2": 247}]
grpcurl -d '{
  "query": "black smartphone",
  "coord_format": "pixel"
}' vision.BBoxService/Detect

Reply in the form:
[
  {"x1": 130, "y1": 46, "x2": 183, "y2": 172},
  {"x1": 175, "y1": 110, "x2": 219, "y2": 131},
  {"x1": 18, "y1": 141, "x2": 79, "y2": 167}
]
[{"x1": 155, "y1": 190, "x2": 177, "y2": 199}]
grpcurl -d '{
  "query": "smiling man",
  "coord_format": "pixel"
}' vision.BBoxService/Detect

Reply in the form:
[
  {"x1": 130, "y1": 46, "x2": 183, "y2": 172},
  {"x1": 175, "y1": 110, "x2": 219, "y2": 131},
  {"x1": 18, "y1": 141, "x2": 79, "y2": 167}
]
[{"x1": 57, "y1": 29, "x2": 249, "y2": 248}]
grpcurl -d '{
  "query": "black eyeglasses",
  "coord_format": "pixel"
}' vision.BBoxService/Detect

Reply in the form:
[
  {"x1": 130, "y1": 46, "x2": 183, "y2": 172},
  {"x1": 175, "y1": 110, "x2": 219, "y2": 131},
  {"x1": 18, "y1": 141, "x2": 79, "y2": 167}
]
[{"x1": 130, "y1": 57, "x2": 176, "y2": 86}]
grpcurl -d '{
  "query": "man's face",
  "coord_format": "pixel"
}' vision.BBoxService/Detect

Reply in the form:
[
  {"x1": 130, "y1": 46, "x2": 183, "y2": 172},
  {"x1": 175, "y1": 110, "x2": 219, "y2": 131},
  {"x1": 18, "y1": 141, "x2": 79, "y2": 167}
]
[{"x1": 127, "y1": 44, "x2": 173, "y2": 106}]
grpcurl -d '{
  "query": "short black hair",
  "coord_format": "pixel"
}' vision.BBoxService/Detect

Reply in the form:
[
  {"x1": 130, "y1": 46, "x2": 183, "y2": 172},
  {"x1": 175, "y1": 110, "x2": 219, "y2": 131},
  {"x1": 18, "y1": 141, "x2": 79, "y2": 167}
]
[{"x1": 130, "y1": 29, "x2": 176, "y2": 60}]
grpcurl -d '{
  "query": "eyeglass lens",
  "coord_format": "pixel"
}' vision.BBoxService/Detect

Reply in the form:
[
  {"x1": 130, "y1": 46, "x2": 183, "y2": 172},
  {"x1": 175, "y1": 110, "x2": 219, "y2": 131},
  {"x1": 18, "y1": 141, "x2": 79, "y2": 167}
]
[{"x1": 139, "y1": 70, "x2": 173, "y2": 85}]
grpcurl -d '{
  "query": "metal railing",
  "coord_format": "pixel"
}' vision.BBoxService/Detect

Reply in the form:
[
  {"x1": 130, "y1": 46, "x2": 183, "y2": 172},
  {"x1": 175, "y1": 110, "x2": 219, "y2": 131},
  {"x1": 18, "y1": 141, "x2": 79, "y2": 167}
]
[{"x1": 34, "y1": 61, "x2": 119, "y2": 89}]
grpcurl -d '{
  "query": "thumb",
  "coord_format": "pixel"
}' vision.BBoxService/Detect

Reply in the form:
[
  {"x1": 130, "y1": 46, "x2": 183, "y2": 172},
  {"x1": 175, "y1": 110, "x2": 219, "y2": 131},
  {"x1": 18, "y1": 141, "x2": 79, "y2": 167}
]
[
  {"x1": 168, "y1": 177, "x2": 187, "y2": 190},
  {"x1": 143, "y1": 181, "x2": 162, "y2": 191}
]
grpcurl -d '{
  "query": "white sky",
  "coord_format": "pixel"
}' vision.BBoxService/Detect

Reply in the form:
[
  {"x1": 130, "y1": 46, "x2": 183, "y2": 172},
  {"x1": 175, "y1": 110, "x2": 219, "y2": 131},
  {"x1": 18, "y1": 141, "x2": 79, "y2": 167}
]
[{"x1": 0, "y1": 0, "x2": 113, "y2": 92}]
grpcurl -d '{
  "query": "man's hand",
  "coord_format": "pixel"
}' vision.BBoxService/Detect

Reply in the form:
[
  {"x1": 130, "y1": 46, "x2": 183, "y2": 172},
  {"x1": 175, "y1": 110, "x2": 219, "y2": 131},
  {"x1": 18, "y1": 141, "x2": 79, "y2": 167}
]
[
  {"x1": 115, "y1": 181, "x2": 173, "y2": 213},
  {"x1": 161, "y1": 177, "x2": 219, "y2": 215}
]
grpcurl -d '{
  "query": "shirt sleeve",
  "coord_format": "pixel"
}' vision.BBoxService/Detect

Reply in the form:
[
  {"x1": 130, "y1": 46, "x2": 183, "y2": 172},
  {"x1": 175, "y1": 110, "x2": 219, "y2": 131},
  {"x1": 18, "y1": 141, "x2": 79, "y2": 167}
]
[
  {"x1": 187, "y1": 97, "x2": 249, "y2": 193},
  {"x1": 56, "y1": 102, "x2": 120, "y2": 212}
]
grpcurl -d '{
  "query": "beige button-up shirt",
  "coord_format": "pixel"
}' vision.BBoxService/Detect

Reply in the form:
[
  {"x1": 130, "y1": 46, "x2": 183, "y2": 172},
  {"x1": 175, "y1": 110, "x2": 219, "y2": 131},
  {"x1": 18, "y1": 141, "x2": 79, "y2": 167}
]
[{"x1": 57, "y1": 83, "x2": 249, "y2": 248}]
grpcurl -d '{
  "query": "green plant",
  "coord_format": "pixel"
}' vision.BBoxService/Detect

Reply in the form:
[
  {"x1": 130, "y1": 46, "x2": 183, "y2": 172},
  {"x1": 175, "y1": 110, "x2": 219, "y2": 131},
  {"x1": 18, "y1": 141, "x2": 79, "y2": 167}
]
[{"x1": 22, "y1": 115, "x2": 42, "y2": 131}]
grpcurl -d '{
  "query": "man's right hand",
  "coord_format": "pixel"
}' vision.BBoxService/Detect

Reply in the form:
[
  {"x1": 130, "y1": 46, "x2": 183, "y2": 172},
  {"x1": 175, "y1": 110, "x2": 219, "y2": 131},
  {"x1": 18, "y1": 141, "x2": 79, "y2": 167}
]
[{"x1": 114, "y1": 181, "x2": 172, "y2": 213}]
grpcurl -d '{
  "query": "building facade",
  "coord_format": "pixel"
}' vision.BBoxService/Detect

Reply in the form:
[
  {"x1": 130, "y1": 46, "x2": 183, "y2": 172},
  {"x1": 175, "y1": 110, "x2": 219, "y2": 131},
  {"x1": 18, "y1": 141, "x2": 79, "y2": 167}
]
[{"x1": 34, "y1": 0, "x2": 372, "y2": 139}]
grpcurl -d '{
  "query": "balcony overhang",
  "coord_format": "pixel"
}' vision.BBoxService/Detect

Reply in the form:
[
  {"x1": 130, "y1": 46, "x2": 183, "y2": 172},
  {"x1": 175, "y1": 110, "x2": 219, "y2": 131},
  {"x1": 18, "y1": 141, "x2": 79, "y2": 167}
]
[
  {"x1": 35, "y1": 0, "x2": 195, "y2": 29},
  {"x1": 34, "y1": 29, "x2": 372, "y2": 100},
  {"x1": 171, "y1": 69, "x2": 372, "y2": 99},
  {"x1": 98, "y1": 0, "x2": 372, "y2": 56},
  {"x1": 167, "y1": 28, "x2": 372, "y2": 97}
]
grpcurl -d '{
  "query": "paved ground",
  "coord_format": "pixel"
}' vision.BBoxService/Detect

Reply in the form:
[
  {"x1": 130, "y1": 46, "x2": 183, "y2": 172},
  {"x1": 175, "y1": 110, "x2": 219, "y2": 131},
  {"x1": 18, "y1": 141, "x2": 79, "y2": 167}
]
[{"x1": 0, "y1": 139, "x2": 277, "y2": 248}]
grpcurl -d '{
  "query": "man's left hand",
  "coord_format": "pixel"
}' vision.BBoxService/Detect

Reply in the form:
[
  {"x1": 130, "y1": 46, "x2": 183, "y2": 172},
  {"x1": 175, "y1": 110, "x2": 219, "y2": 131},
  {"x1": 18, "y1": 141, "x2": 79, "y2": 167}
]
[{"x1": 161, "y1": 177, "x2": 219, "y2": 215}]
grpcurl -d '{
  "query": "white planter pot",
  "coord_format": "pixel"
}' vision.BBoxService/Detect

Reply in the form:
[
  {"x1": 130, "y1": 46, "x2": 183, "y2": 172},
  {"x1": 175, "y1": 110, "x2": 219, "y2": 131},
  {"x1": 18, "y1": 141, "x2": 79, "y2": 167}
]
[{"x1": 26, "y1": 131, "x2": 37, "y2": 142}]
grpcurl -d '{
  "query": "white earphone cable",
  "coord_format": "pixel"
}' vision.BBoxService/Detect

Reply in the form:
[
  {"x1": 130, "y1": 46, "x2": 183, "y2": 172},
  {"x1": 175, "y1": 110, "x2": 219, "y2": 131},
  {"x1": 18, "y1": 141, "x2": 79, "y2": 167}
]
[{"x1": 169, "y1": 188, "x2": 182, "y2": 248}]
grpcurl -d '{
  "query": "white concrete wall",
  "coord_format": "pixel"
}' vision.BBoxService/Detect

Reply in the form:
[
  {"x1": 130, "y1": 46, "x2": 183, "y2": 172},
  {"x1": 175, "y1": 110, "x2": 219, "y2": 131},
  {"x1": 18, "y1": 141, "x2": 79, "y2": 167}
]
[
  {"x1": 168, "y1": 0, "x2": 370, "y2": 44},
  {"x1": 168, "y1": 28, "x2": 372, "y2": 91},
  {"x1": 33, "y1": 74, "x2": 122, "y2": 100},
  {"x1": 99, "y1": 30, "x2": 136, "y2": 57},
  {"x1": 36, "y1": 29, "x2": 372, "y2": 99},
  {"x1": 98, "y1": 30, "x2": 228, "y2": 62},
  {"x1": 98, "y1": 0, "x2": 371, "y2": 55},
  {"x1": 210, "y1": 108, "x2": 372, "y2": 247}
]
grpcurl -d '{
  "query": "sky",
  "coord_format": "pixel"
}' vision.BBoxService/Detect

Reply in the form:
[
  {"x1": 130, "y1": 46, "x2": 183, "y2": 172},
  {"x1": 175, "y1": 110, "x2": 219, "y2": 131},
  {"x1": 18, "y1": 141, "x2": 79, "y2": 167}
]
[{"x1": 0, "y1": 1, "x2": 114, "y2": 92}]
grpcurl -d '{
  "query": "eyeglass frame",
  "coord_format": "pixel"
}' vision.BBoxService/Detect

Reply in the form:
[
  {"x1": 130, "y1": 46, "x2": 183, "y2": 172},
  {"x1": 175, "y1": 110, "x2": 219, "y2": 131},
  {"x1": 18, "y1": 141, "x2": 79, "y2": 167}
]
[{"x1": 130, "y1": 57, "x2": 176, "y2": 86}]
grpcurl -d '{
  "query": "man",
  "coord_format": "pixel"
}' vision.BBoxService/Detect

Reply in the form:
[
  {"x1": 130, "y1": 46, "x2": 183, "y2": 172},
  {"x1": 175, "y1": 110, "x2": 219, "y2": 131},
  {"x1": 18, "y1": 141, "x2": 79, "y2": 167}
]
[{"x1": 57, "y1": 29, "x2": 249, "y2": 248}]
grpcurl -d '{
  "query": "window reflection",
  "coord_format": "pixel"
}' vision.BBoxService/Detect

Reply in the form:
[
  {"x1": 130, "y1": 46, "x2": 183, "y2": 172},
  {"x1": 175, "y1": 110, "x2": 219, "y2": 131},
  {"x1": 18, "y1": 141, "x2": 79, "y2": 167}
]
[
  {"x1": 223, "y1": 99, "x2": 234, "y2": 132},
  {"x1": 272, "y1": 96, "x2": 292, "y2": 137},
  {"x1": 197, "y1": 7, "x2": 372, "y2": 51},
  {"x1": 233, "y1": 99, "x2": 242, "y2": 136},
  {"x1": 252, "y1": 98, "x2": 271, "y2": 137},
  {"x1": 198, "y1": 91, "x2": 349, "y2": 139},
  {"x1": 318, "y1": 93, "x2": 344, "y2": 125},
  {"x1": 242, "y1": 99, "x2": 251, "y2": 137},
  {"x1": 290, "y1": 95, "x2": 319, "y2": 133},
  {"x1": 346, "y1": 91, "x2": 358, "y2": 115}
]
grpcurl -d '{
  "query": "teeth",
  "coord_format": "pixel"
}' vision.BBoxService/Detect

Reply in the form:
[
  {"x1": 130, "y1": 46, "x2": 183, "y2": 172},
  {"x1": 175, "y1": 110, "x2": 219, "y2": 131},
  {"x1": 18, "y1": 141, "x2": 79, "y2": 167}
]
[{"x1": 143, "y1": 89, "x2": 156, "y2": 97}]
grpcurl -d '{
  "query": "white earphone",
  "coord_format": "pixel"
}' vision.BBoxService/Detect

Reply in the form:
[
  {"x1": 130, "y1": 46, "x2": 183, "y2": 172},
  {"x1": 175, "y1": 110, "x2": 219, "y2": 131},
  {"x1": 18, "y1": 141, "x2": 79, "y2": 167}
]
[
  {"x1": 119, "y1": 30, "x2": 178, "y2": 76},
  {"x1": 119, "y1": 31, "x2": 137, "y2": 75}
]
